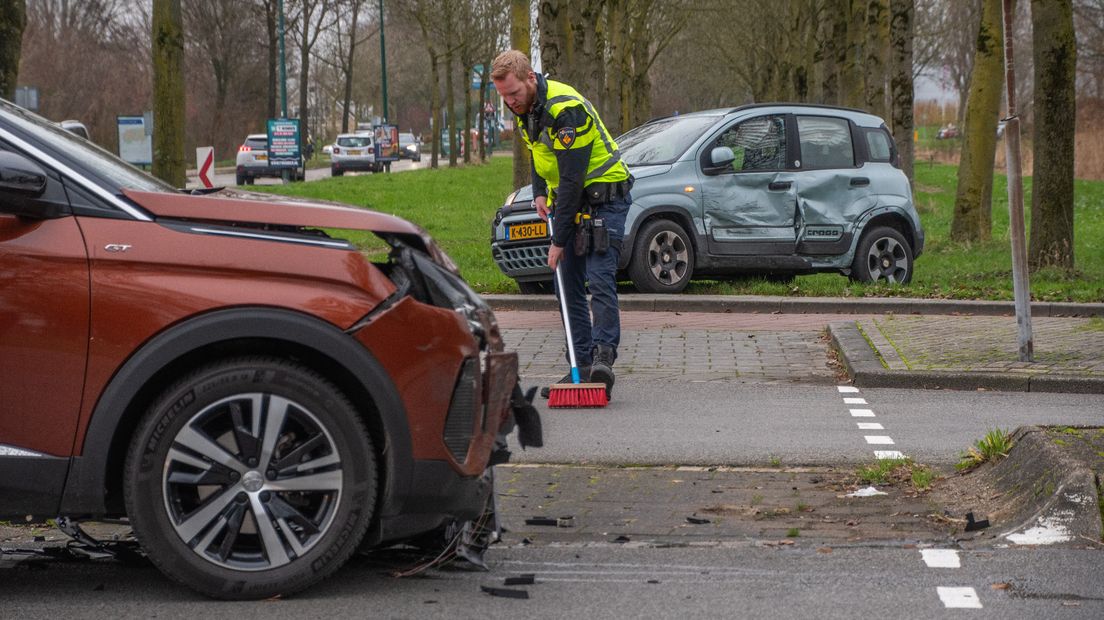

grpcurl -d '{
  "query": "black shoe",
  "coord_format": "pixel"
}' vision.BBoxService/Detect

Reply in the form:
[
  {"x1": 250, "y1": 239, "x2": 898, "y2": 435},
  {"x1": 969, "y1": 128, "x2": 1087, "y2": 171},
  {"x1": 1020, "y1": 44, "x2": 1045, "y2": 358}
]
[
  {"x1": 589, "y1": 344, "x2": 616, "y2": 399},
  {"x1": 540, "y1": 368, "x2": 590, "y2": 399}
]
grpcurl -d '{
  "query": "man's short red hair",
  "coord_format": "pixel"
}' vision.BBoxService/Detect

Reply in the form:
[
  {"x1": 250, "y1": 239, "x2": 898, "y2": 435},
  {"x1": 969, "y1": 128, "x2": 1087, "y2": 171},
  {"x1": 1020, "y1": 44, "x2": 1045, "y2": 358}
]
[{"x1": 491, "y1": 50, "x2": 532, "y2": 82}]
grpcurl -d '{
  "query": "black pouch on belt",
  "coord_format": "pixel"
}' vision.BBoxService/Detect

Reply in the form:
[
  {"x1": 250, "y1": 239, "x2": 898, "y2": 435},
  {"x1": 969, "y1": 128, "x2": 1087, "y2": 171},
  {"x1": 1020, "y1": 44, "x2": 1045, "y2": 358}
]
[
  {"x1": 574, "y1": 218, "x2": 592, "y2": 256},
  {"x1": 592, "y1": 218, "x2": 609, "y2": 254}
]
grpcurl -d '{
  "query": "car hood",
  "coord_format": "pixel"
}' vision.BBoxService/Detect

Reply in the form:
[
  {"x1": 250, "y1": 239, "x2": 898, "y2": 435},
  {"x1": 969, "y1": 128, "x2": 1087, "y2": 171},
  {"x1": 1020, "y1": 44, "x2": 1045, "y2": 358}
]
[
  {"x1": 508, "y1": 163, "x2": 673, "y2": 206},
  {"x1": 123, "y1": 188, "x2": 458, "y2": 272}
]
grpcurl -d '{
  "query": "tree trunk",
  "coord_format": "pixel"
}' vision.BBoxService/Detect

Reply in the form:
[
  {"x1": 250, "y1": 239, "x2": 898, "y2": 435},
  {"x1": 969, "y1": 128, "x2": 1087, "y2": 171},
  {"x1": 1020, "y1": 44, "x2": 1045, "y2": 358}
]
[
  {"x1": 463, "y1": 61, "x2": 472, "y2": 165},
  {"x1": 889, "y1": 0, "x2": 915, "y2": 182},
  {"x1": 951, "y1": 0, "x2": 1003, "y2": 242},
  {"x1": 819, "y1": 0, "x2": 845, "y2": 105},
  {"x1": 1028, "y1": 0, "x2": 1076, "y2": 271},
  {"x1": 478, "y1": 61, "x2": 487, "y2": 162},
  {"x1": 539, "y1": 0, "x2": 570, "y2": 80},
  {"x1": 341, "y1": 5, "x2": 360, "y2": 134},
  {"x1": 0, "y1": 0, "x2": 26, "y2": 100},
  {"x1": 603, "y1": 0, "x2": 625, "y2": 133},
  {"x1": 152, "y1": 0, "x2": 186, "y2": 187},
  {"x1": 510, "y1": 0, "x2": 531, "y2": 189},
  {"x1": 430, "y1": 52, "x2": 440, "y2": 169},
  {"x1": 299, "y1": 39, "x2": 311, "y2": 141},
  {"x1": 265, "y1": 1, "x2": 277, "y2": 121},
  {"x1": 445, "y1": 45, "x2": 456, "y2": 167},
  {"x1": 843, "y1": 0, "x2": 867, "y2": 108},
  {"x1": 864, "y1": 0, "x2": 889, "y2": 117}
]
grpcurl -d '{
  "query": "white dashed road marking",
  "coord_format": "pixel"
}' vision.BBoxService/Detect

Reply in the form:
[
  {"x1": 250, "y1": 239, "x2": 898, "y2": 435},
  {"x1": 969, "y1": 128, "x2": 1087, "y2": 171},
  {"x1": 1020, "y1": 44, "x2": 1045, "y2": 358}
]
[
  {"x1": 921, "y1": 549, "x2": 961, "y2": 568},
  {"x1": 864, "y1": 435, "x2": 895, "y2": 445},
  {"x1": 849, "y1": 408, "x2": 876, "y2": 417},
  {"x1": 837, "y1": 386, "x2": 861, "y2": 393},
  {"x1": 937, "y1": 587, "x2": 983, "y2": 609},
  {"x1": 874, "y1": 450, "x2": 906, "y2": 459},
  {"x1": 843, "y1": 397, "x2": 867, "y2": 405},
  {"x1": 856, "y1": 422, "x2": 883, "y2": 430}
]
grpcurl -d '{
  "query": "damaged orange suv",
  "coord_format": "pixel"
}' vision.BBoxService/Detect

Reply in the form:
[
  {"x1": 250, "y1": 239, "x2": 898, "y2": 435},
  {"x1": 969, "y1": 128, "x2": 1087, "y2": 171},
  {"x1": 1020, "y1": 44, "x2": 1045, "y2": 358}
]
[{"x1": 0, "y1": 99, "x2": 538, "y2": 599}]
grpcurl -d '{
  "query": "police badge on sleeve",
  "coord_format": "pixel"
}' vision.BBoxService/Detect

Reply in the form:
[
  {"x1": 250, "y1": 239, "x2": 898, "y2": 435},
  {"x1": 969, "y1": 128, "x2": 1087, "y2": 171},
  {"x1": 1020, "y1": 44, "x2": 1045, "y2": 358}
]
[{"x1": 556, "y1": 127, "x2": 576, "y2": 148}]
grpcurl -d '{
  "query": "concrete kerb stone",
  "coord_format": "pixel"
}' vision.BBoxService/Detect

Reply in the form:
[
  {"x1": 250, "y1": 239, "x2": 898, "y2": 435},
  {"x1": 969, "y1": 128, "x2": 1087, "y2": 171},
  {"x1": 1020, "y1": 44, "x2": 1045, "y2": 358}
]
[
  {"x1": 484, "y1": 294, "x2": 1104, "y2": 318},
  {"x1": 952, "y1": 426, "x2": 1103, "y2": 548}
]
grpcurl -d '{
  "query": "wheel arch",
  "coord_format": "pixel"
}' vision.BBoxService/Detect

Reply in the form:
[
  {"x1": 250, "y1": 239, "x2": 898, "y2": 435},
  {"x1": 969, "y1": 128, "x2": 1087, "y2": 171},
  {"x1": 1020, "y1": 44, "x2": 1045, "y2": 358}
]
[
  {"x1": 61, "y1": 307, "x2": 411, "y2": 521},
  {"x1": 854, "y1": 208, "x2": 919, "y2": 256}
]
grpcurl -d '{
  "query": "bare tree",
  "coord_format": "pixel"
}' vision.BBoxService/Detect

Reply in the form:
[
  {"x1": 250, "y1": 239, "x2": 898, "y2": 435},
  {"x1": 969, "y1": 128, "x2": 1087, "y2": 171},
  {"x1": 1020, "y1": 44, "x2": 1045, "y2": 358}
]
[
  {"x1": 288, "y1": 0, "x2": 337, "y2": 140},
  {"x1": 509, "y1": 0, "x2": 530, "y2": 187},
  {"x1": 865, "y1": 0, "x2": 890, "y2": 117},
  {"x1": 0, "y1": 0, "x2": 26, "y2": 99},
  {"x1": 951, "y1": 0, "x2": 1003, "y2": 242},
  {"x1": 152, "y1": 0, "x2": 186, "y2": 186},
  {"x1": 1029, "y1": 0, "x2": 1077, "y2": 270}
]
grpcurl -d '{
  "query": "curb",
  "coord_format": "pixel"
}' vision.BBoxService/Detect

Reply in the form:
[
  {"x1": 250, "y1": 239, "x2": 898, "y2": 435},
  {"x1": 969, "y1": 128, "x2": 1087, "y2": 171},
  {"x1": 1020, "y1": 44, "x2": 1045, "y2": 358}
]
[
  {"x1": 485, "y1": 294, "x2": 1104, "y2": 317},
  {"x1": 827, "y1": 321, "x2": 1104, "y2": 394},
  {"x1": 953, "y1": 426, "x2": 1103, "y2": 548}
]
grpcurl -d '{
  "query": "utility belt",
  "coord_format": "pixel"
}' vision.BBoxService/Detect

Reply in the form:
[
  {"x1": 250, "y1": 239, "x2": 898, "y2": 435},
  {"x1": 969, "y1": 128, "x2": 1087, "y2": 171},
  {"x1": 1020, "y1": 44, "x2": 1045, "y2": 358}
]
[
  {"x1": 584, "y1": 177, "x2": 633, "y2": 207},
  {"x1": 572, "y1": 205, "x2": 613, "y2": 257}
]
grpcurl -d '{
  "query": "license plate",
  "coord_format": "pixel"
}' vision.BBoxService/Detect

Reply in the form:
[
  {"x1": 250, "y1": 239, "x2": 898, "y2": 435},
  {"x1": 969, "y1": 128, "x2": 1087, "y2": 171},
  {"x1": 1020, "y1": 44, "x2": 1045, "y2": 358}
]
[
  {"x1": 256, "y1": 154, "x2": 267, "y2": 161},
  {"x1": 348, "y1": 149, "x2": 361, "y2": 155},
  {"x1": 508, "y1": 222, "x2": 547, "y2": 240}
]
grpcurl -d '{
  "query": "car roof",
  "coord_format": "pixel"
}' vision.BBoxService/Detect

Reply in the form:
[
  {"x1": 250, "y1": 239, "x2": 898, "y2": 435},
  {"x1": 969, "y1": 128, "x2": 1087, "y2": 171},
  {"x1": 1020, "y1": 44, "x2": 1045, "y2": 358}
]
[
  {"x1": 336, "y1": 133, "x2": 371, "y2": 139},
  {"x1": 646, "y1": 103, "x2": 887, "y2": 128},
  {"x1": 245, "y1": 134, "x2": 267, "y2": 140}
]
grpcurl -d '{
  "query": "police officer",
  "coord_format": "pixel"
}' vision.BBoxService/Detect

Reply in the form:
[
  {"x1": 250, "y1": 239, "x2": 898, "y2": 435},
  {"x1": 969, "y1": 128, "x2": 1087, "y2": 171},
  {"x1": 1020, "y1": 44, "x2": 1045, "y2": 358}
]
[{"x1": 491, "y1": 50, "x2": 632, "y2": 399}]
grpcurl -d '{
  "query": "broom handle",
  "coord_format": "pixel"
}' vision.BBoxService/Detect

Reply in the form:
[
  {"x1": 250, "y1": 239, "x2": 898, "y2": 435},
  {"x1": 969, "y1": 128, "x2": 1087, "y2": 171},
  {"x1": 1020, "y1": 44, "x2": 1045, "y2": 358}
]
[{"x1": 551, "y1": 212, "x2": 582, "y2": 384}]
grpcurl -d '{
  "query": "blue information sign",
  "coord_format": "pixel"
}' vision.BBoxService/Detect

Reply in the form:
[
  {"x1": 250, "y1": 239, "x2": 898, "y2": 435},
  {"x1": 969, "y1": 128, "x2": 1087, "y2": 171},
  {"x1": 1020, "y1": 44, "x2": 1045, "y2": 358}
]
[{"x1": 266, "y1": 118, "x2": 301, "y2": 168}]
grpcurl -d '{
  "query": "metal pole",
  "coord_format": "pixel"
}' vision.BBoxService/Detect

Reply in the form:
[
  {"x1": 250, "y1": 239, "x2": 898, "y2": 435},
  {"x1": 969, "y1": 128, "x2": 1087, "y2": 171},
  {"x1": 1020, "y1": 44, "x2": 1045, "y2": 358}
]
[
  {"x1": 278, "y1": 0, "x2": 288, "y2": 119},
  {"x1": 1001, "y1": 0, "x2": 1033, "y2": 361},
  {"x1": 379, "y1": 0, "x2": 388, "y2": 122}
]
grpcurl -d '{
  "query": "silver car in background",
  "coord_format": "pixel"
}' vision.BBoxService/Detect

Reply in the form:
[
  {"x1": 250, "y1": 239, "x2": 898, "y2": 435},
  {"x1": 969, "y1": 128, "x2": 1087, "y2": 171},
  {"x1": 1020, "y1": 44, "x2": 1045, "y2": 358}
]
[{"x1": 491, "y1": 104, "x2": 924, "y2": 294}]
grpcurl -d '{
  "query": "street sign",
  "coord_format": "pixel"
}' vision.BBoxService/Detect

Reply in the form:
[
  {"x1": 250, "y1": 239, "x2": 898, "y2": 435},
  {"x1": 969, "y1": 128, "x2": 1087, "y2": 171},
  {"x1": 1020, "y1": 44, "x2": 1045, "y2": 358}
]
[
  {"x1": 266, "y1": 118, "x2": 301, "y2": 168},
  {"x1": 196, "y1": 146, "x2": 214, "y2": 188},
  {"x1": 15, "y1": 86, "x2": 38, "y2": 111},
  {"x1": 374, "y1": 124, "x2": 399, "y2": 162},
  {"x1": 117, "y1": 116, "x2": 153, "y2": 165}
]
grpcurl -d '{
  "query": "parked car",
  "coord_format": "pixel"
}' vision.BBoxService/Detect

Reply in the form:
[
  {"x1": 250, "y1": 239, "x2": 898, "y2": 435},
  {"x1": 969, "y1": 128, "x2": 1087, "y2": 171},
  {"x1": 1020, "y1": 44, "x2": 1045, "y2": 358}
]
[
  {"x1": 0, "y1": 97, "x2": 535, "y2": 599},
  {"x1": 491, "y1": 103, "x2": 924, "y2": 293},
  {"x1": 399, "y1": 132, "x2": 421, "y2": 162},
  {"x1": 331, "y1": 132, "x2": 380, "y2": 176},
  {"x1": 235, "y1": 133, "x2": 305, "y2": 184}
]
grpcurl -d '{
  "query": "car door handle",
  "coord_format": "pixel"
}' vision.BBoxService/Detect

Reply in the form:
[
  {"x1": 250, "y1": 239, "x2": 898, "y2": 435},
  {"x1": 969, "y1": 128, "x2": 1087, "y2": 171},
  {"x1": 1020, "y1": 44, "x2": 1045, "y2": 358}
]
[
  {"x1": 768, "y1": 181, "x2": 792, "y2": 191},
  {"x1": 850, "y1": 177, "x2": 870, "y2": 187}
]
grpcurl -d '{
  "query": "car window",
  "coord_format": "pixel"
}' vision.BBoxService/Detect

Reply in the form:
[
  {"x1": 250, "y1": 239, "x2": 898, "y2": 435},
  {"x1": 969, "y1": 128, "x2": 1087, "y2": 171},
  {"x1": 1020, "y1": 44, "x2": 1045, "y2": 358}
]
[
  {"x1": 797, "y1": 116, "x2": 854, "y2": 169},
  {"x1": 244, "y1": 137, "x2": 267, "y2": 149},
  {"x1": 712, "y1": 115, "x2": 787, "y2": 172},
  {"x1": 337, "y1": 137, "x2": 372, "y2": 147},
  {"x1": 618, "y1": 115, "x2": 720, "y2": 166},
  {"x1": 864, "y1": 128, "x2": 893, "y2": 162},
  {"x1": 0, "y1": 98, "x2": 175, "y2": 193},
  {"x1": 399, "y1": 133, "x2": 415, "y2": 145}
]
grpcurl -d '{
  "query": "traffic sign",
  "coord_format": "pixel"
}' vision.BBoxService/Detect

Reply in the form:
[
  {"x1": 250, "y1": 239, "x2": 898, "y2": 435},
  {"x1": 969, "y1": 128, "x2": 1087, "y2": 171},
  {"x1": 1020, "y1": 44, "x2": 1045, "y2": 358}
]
[{"x1": 196, "y1": 146, "x2": 214, "y2": 188}]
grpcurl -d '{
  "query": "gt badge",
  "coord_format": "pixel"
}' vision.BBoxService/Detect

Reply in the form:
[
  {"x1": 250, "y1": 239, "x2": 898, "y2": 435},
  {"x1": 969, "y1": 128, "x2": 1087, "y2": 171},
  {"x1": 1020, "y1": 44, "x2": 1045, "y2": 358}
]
[{"x1": 556, "y1": 127, "x2": 576, "y2": 148}]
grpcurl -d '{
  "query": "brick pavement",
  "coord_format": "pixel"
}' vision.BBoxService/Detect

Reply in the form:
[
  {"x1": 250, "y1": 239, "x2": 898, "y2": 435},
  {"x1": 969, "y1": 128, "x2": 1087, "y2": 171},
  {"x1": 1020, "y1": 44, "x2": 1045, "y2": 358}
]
[{"x1": 497, "y1": 310, "x2": 864, "y2": 385}]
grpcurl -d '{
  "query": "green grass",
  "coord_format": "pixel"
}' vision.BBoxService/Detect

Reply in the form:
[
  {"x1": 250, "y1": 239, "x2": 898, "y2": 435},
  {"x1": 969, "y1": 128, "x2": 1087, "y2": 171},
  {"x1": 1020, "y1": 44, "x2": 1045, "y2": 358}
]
[
  {"x1": 856, "y1": 458, "x2": 936, "y2": 490},
  {"x1": 957, "y1": 428, "x2": 1014, "y2": 471},
  {"x1": 251, "y1": 157, "x2": 1104, "y2": 300}
]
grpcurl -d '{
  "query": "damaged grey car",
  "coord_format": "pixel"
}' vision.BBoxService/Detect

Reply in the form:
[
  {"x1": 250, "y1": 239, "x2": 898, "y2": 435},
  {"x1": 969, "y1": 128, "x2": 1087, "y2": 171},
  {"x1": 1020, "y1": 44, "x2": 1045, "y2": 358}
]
[{"x1": 491, "y1": 104, "x2": 924, "y2": 293}]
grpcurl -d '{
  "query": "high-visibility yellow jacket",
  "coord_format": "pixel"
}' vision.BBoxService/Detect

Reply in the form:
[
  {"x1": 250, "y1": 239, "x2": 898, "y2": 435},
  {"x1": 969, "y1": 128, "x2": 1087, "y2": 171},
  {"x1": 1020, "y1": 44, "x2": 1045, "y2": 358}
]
[{"x1": 517, "y1": 75, "x2": 629, "y2": 246}]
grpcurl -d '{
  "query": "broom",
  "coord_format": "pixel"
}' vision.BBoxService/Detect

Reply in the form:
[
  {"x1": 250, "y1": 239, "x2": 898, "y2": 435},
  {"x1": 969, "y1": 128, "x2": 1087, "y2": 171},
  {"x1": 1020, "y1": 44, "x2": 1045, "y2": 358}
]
[{"x1": 547, "y1": 241, "x2": 608, "y2": 409}]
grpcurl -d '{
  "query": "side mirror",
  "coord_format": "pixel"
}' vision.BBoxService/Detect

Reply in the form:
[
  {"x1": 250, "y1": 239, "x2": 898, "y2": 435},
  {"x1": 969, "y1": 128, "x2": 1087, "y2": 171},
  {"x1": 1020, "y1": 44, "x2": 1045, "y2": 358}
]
[
  {"x1": 0, "y1": 151, "x2": 48, "y2": 196},
  {"x1": 710, "y1": 146, "x2": 736, "y2": 168}
]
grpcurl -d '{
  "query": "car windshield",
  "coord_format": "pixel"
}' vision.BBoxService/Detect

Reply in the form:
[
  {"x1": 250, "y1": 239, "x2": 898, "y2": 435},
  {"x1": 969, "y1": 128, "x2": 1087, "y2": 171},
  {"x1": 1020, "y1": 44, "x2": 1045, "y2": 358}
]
[
  {"x1": 399, "y1": 133, "x2": 415, "y2": 146},
  {"x1": 337, "y1": 136, "x2": 371, "y2": 147},
  {"x1": 618, "y1": 115, "x2": 720, "y2": 166},
  {"x1": 1, "y1": 99, "x2": 176, "y2": 193}
]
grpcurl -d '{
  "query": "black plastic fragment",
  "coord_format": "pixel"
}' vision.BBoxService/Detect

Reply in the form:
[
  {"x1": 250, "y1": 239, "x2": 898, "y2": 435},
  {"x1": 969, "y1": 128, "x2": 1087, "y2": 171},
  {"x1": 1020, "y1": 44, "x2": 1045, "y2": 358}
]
[
  {"x1": 686, "y1": 516, "x2": 711, "y2": 525},
  {"x1": 481, "y1": 585, "x2": 530, "y2": 599},
  {"x1": 613, "y1": 535, "x2": 631, "y2": 543},
  {"x1": 525, "y1": 517, "x2": 558, "y2": 526},
  {"x1": 505, "y1": 574, "x2": 536, "y2": 586},
  {"x1": 964, "y1": 512, "x2": 990, "y2": 531}
]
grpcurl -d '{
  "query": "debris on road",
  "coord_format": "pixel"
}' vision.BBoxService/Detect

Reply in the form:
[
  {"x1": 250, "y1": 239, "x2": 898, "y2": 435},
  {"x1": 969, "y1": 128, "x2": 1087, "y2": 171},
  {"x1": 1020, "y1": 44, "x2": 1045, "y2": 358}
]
[
  {"x1": 481, "y1": 585, "x2": 530, "y2": 599},
  {"x1": 845, "y1": 486, "x2": 888, "y2": 497}
]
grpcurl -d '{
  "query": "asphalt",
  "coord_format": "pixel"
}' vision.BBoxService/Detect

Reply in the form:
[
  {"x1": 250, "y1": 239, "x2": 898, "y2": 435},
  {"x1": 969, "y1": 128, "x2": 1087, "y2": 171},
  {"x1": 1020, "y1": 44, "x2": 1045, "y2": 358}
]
[{"x1": 486, "y1": 294, "x2": 1104, "y2": 394}]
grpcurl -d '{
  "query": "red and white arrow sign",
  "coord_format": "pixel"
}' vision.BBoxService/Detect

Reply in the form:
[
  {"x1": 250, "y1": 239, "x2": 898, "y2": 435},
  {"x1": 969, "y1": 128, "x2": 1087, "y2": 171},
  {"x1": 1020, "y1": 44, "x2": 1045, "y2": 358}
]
[{"x1": 196, "y1": 146, "x2": 214, "y2": 188}]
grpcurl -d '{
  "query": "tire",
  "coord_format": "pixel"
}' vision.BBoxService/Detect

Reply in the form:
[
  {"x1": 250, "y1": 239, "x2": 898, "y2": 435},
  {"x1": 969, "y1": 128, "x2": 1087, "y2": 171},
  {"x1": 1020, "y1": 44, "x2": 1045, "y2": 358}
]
[
  {"x1": 517, "y1": 280, "x2": 554, "y2": 295},
  {"x1": 628, "y1": 219, "x2": 695, "y2": 293},
  {"x1": 331, "y1": 167, "x2": 343, "y2": 177},
  {"x1": 235, "y1": 174, "x2": 245, "y2": 185},
  {"x1": 851, "y1": 226, "x2": 914, "y2": 284},
  {"x1": 124, "y1": 357, "x2": 377, "y2": 600},
  {"x1": 244, "y1": 176, "x2": 255, "y2": 185}
]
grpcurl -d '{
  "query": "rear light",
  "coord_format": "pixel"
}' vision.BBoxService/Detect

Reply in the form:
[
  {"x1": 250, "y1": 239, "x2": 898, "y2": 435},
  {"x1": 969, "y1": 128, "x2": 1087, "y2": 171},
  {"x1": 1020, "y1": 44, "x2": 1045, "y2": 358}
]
[{"x1": 239, "y1": 145, "x2": 251, "y2": 152}]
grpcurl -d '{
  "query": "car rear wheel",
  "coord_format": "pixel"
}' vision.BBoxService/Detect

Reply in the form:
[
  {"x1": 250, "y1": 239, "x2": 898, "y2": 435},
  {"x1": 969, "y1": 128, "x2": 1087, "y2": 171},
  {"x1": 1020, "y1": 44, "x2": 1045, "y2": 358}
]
[
  {"x1": 235, "y1": 174, "x2": 245, "y2": 185},
  {"x1": 124, "y1": 357, "x2": 377, "y2": 600},
  {"x1": 851, "y1": 226, "x2": 913, "y2": 284},
  {"x1": 628, "y1": 219, "x2": 695, "y2": 293},
  {"x1": 331, "y1": 167, "x2": 343, "y2": 177}
]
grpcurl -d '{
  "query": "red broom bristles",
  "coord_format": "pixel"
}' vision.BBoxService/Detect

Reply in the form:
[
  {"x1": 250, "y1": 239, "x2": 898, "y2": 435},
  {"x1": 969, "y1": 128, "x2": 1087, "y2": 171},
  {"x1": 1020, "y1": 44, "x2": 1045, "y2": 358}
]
[{"x1": 547, "y1": 383, "x2": 608, "y2": 408}]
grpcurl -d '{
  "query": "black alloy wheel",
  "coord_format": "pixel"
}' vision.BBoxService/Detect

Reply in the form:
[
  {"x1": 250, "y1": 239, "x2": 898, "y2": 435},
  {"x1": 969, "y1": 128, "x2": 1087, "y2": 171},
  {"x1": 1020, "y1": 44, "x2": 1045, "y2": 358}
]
[
  {"x1": 628, "y1": 219, "x2": 695, "y2": 293},
  {"x1": 851, "y1": 226, "x2": 913, "y2": 284},
  {"x1": 124, "y1": 357, "x2": 377, "y2": 600}
]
